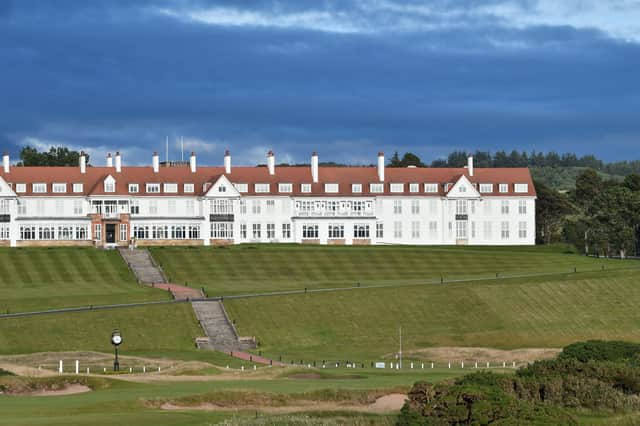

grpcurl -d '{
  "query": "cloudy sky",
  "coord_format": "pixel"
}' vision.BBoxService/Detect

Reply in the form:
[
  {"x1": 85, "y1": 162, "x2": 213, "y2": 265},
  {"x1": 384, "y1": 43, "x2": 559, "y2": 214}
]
[{"x1": 1, "y1": 0, "x2": 639, "y2": 166}]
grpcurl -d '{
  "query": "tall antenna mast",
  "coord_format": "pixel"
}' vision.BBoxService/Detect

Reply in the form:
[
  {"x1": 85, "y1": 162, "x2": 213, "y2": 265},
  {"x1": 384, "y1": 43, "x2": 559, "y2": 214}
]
[{"x1": 165, "y1": 136, "x2": 169, "y2": 164}]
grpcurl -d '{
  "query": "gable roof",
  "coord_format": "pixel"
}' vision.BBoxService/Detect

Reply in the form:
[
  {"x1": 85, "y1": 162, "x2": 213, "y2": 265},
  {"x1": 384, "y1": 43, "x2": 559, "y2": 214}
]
[{"x1": 0, "y1": 165, "x2": 536, "y2": 197}]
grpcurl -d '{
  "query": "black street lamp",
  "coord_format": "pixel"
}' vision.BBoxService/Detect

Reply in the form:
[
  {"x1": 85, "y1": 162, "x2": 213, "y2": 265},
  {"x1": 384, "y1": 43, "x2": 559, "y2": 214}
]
[{"x1": 111, "y1": 329, "x2": 122, "y2": 371}]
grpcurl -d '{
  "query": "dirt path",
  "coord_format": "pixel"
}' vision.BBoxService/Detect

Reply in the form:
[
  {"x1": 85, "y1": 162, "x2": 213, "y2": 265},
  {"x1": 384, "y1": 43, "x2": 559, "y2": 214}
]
[
  {"x1": 388, "y1": 347, "x2": 561, "y2": 364},
  {"x1": 161, "y1": 393, "x2": 408, "y2": 414}
]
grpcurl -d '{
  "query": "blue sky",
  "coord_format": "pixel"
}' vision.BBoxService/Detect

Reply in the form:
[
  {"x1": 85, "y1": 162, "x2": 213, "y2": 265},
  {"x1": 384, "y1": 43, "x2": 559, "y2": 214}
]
[{"x1": 1, "y1": 0, "x2": 639, "y2": 166}]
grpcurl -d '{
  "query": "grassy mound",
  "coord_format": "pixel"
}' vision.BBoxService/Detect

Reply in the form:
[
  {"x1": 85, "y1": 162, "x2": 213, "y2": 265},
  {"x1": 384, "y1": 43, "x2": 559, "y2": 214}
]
[
  {"x1": 150, "y1": 245, "x2": 627, "y2": 296},
  {"x1": 0, "y1": 247, "x2": 168, "y2": 311}
]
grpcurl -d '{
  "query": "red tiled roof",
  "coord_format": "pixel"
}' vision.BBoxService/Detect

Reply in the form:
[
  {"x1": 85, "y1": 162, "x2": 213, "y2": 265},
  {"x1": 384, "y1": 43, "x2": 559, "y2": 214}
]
[{"x1": 0, "y1": 165, "x2": 536, "y2": 197}]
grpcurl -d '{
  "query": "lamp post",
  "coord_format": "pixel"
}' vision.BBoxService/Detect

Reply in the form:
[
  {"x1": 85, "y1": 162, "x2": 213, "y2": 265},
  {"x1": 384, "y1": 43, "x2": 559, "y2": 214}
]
[{"x1": 111, "y1": 329, "x2": 122, "y2": 371}]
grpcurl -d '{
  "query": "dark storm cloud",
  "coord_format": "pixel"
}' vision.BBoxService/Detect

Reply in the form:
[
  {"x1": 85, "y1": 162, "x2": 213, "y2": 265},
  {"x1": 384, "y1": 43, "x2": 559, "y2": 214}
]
[{"x1": 0, "y1": 0, "x2": 639, "y2": 165}]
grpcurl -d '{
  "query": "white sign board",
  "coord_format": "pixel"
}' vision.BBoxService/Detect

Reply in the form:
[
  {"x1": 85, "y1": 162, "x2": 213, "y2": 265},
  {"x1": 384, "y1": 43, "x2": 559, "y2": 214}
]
[{"x1": 375, "y1": 362, "x2": 386, "y2": 369}]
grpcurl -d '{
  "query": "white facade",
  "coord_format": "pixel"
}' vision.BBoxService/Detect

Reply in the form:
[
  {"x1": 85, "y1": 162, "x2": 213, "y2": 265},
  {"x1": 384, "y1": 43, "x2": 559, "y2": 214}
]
[{"x1": 0, "y1": 152, "x2": 536, "y2": 247}]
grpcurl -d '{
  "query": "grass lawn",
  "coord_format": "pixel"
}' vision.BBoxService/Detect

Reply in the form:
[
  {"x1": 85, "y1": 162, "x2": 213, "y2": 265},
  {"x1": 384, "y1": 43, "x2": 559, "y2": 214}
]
[
  {"x1": 0, "y1": 304, "x2": 202, "y2": 356},
  {"x1": 0, "y1": 369, "x2": 464, "y2": 426},
  {"x1": 0, "y1": 248, "x2": 169, "y2": 312},
  {"x1": 224, "y1": 269, "x2": 640, "y2": 360},
  {"x1": 150, "y1": 244, "x2": 630, "y2": 296}
]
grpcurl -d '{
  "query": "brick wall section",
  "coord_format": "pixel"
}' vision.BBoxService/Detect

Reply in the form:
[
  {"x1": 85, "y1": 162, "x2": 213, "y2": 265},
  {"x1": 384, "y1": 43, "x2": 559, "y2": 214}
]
[
  {"x1": 352, "y1": 238, "x2": 371, "y2": 245},
  {"x1": 327, "y1": 239, "x2": 346, "y2": 245},
  {"x1": 302, "y1": 239, "x2": 320, "y2": 244},
  {"x1": 16, "y1": 240, "x2": 93, "y2": 247},
  {"x1": 210, "y1": 239, "x2": 233, "y2": 245},
  {"x1": 136, "y1": 239, "x2": 204, "y2": 246}
]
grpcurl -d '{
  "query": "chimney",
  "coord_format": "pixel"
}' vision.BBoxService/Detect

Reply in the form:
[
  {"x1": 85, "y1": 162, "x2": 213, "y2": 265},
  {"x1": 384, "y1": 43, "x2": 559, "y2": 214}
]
[
  {"x1": 224, "y1": 150, "x2": 231, "y2": 174},
  {"x1": 152, "y1": 152, "x2": 159, "y2": 173},
  {"x1": 267, "y1": 150, "x2": 275, "y2": 175},
  {"x1": 190, "y1": 152, "x2": 196, "y2": 173},
  {"x1": 2, "y1": 152, "x2": 9, "y2": 173},
  {"x1": 106, "y1": 153, "x2": 113, "y2": 167},
  {"x1": 467, "y1": 156, "x2": 474, "y2": 177},
  {"x1": 377, "y1": 152, "x2": 385, "y2": 182},
  {"x1": 80, "y1": 152, "x2": 86, "y2": 174},
  {"x1": 115, "y1": 152, "x2": 122, "y2": 173},
  {"x1": 311, "y1": 152, "x2": 319, "y2": 183}
]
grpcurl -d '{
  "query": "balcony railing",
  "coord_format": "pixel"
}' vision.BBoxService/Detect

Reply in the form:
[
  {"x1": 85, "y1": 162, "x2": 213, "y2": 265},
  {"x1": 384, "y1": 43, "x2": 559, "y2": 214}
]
[{"x1": 296, "y1": 210, "x2": 374, "y2": 217}]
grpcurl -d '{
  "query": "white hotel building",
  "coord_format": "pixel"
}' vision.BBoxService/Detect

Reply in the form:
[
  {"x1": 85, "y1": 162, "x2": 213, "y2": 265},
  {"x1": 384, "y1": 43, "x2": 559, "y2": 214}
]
[{"x1": 0, "y1": 151, "x2": 536, "y2": 248}]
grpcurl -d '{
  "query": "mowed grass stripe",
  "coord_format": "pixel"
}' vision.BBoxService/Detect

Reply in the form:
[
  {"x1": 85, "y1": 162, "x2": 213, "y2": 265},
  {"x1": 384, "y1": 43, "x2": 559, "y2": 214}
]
[
  {"x1": 151, "y1": 244, "x2": 631, "y2": 296},
  {"x1": 224, "y1": 269, "x2": 640, "y2": 359}
]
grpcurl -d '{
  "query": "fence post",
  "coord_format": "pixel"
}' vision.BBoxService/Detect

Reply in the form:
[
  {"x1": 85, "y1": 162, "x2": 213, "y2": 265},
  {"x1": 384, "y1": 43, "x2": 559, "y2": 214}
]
[
  {"x1": 75, "y1": 360, "x2": 79, "y2": 375},
  {"x1": 59, "y1": 360, "x2": 63, "y2": 374}
]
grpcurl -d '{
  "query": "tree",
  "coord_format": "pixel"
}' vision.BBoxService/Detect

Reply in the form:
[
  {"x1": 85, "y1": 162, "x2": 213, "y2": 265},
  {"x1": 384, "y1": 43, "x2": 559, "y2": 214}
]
[
  {"x1": 574, "y1": 169, "x2": 602, "y2": 212},
  {"x1": 17, "y1": 146, "x2": 89, "y2": 167},
  {"x1": 388, "y1": 151, "x2": 402, "y2": 167},
  {"x1": 535, "y1": 180, "x2": 572, "y2": 244},
  {"x1": 400, "y1": 152, "x2": 424, "y2": 167},
  {"x1": 588, "y1": 186, "x2": 640, "y2": 257},
  {"x1": 623, "y1": 173, "x2": 640, "y2": 192}
]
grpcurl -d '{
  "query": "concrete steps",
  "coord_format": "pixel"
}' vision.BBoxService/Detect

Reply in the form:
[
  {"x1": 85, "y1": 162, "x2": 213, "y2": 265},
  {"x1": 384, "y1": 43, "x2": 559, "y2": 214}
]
[
  {"x1": 118, "y1": 248, "x2": 166, "y2": 284},
  {"x1": 192, "y1": 301, "x2": 255, "y2": 352}
]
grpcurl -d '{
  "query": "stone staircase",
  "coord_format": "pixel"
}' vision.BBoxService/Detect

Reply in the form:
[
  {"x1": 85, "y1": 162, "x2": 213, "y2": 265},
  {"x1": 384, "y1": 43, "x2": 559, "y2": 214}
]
[
  {"x1": 118, "y1": 248, "x2": 167, "y2": 284},
  {"x1": 192, "y1": 301, "x2": 256, "y2": 352}
]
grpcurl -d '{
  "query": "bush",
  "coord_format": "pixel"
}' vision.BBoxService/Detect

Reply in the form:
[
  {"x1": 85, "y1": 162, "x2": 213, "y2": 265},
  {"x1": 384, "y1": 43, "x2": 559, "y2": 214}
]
[{"x1": 560, "y1": 341, "x2": 640, "y2": 363}]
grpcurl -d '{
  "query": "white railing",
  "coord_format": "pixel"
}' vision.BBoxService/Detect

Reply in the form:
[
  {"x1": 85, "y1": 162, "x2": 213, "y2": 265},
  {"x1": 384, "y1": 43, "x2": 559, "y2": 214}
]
[{"x1": 296, "y1": 210, "x2": 374, "y2": 217}]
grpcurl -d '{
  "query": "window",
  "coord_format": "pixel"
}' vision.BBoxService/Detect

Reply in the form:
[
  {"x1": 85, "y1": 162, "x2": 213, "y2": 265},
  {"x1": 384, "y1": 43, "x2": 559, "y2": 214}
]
[
  {"x1": 251, "y1": 199, "x2": 261, "y2": 214},
  {"x1": 0, "y1": 199, "x2": 9, "y2": 214},
  {"x1": 17, "y1": 200, "x2": 26, "y2": 215},
  {"x1": 483, "y1": 221, "x2": 492, "y2": 239},
  {"x1": 146, "y1": 183, "x2": 160, "y2": 193},
  {"x1": 393, "y1": 221, "x2": 402, "y2": 239},
  {"x1": 298, "y1": 200, "x2": 313, "y2": 215},
  {"x1": 0, "y1": 225, "x2": 10, "y2": 240},
  {"x1": 429, "y1": 199, "x2": 437, "y2": 214},
  {"x1": 239, "y1": 199, "x2": 247, "y2": 214},
  {"x1": 218, "y1": 185, "x2": 227, "y2": 193},
  {"x1": 519, "y1": 221, "x2": 527, "y2": 239},
  {"x1": 501, "y1": 221, "x2": 510, "y2": 239},
  {"x1": 409, "y1": 183, "x2": 419, "y2": 193},
  {"x1": 128, "y1": 183, "x2": 139, "y2": 193},
  {"x1": 278, "y1": 183, "x2": 292, "y2": 193},
  {"x1": 32, "y1": 183, "x2": 46, "y2": 193},
  {"x1": 266, "y1": 199, "x2": 275, "y2": 213},
  {"x1": 424, "y1": 183, "x2": 438, "y2": 193},
  {"x1": 393, "y1": 200, "x2": 402, "y2": 214},
  {"x1": 351, "y1": 200, "x2": 366, "y2": 215},
  {"x1": 282, "y1": 223, "x2": 291, "y2": 239},
  {"x1": 210, "y1": 199, "x2": 233, "y2": 214},
  {"x1": 16, "y1": 183, "x2": 26, "y2": 193},
  {"x1": 211, "y1": 222, "x2": 234, "y2": 239},
  {"x1": 499, "y1": 183, "x2": 509, "y2": 193},
  {"x1": 459, "y1": 185, "x2": 467, "y2": 193},
  {"x1": 456, "y1": 221, "x2": 467, "y2": 239},
  {"x1": 514, "y1": 183, "x2": 528, "y2": 193},
  {"x1": 164, "y1": 183, "x2": 178, "y2": 193},
  {"x1": 471, "y1": 221, "x2": 476, "y2": 238},
  {"x1": 328, "y1": 224, "x2": 344, "y2": 239},
  {"x1": 301, "y1": 183, "x2": 312, "y2": 193},
  {"x1": 501, "y1": 200, "x2": 509, "y2": 215},
  {"x1": 266, "y1": 223, "x2": 275, "y2": 238},
  {"x1": 149, "y1": 200, "x2": 158, "y2": 215},
  {"x1": 252, "y1": 223, "x2": 261, "y2": 239},
  {"x1": 390, "y1": 183, "x2": 404, "y2": 193},
  {"x1": 130, "y1": 200, "x2": 140, "y2": 215},
  {"x1": 326, "y1": 200, "x2": 340, "y2": 215},
  {"x1": 411, "y1": 221, "x2": 420, "y2": 239},
  {"x1": 370, "y1": 183, "x2": 383, "y2": 193},
  {"x1": 234, "y1": 183, "x2": 248, "y2": 193},
  {"x1": 52, "y1": 183, "x2": 66, "y2": 193},
  {"x1": 456, "y1": 200, "x2": 468, "y2": 215},
  {"x1": 409, "y1": 200, "x2": 420, "y2": 215},
  {"x1": 429, "y1": 221, "x2": 438, "y2": 238},
  {"x1": 302, "y1": 224, "x2": 319, "y2": 239},
  {"x1": 36, "y1": 199, "x2": 45, "y2": 215},
  {"x1": 255, "y1": 183, "x2": 270, "y2": 193},
  {"x1": 324, "y1": 183, "x2": 339, "y2": 193},
  {"x1": 168, "y1": 199, "x2": 176, "y2": 215},
  {"x1": 94, "y1": 224, "x2": 102, "y2": 240},
  {"x1": 353, "y1": 224, "x2": 369, "y2": 238},
  {"x1": 73, "y1": 200, "x2": 83, "y2": 215},
  {"x1": 184, "y1": 183, "x2": 194, "y2": 193},
  {"x1": 376, "y1": 222, "x2": 384, "y2": 238},
  {"x1": 518, "y1": 200, "x2": 527, "y2": 215},
  {"x1": 479, "y1": 183, "x2": 493, "y2": 193},
  {"x1": 20, "y1": 225, "x2": 36, "y2": 240},
  {"x1": 352, "y1": 183, "x2": 362, "y2": 193},
  {"x1": 120, "y1": 224, "x2": 128, "y2": 241},
  {"x1": 240, "y1": 223, "x2": 247, "y2": 239}
]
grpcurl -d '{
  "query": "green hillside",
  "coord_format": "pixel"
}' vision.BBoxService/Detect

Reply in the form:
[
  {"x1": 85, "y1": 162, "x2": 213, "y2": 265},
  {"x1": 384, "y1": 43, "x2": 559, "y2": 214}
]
[
  {"x1": 530, "y1": 166, "x2": 623, "y2": 191},
  {"x1": 151, "y1": 244, "x2": 627, "y2": 296},
  {"x1": 0, "y1": 248, "x2": 169, "y2": 312}
]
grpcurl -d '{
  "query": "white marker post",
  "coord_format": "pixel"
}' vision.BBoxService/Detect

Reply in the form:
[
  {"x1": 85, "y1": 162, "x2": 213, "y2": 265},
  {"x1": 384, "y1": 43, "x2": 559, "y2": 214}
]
[
  {"x1": 75, "y1": 360, "x2": 79, "y2": 375},
  {"x1": 59, "y1": 360, "x2": 63, "y2": 374}
]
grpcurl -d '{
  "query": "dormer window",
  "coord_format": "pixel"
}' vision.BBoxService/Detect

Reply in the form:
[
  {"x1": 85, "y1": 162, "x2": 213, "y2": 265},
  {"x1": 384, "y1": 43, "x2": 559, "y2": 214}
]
[
  {"x1": 52, "y1": 183, "x2": 67, "y2": 193},
  {"x1": 146, "y1": 183, "x2": 160, "y2": 193},
  {"x1": 301, "y1": 183, "x2": 312, "y2": 193},
  {"x1": 409, "y1": 183, "x2": 419, "y2": 193},
  {"x1": 424, "y1": 183, "x2": 438, "y2": 193},
  {"x1": 164, "y1": 183, "x2": 178, "y2": 193},
  {"x1": 73, "y1": 183, "x2": 84, "y2": 193},
  {"x1": 279, "y1": 183, "x2": 293, "y2": 193},
  {"x1": 499, "y1": 183, "x2": 509, "y2": 193},
  {"x1": 514, "y1": 183, "x2": 528, "y2": 193},
  {"x1": 128, "y1": 183, "x2": 139, "y2": 193},
  {"x1": 390, "y1": 183, "x2": 404, "y2": 193},
  {"x1": 105, "y1": 182, "x2": 115, "y2": 192},
  {"x1": 184, "y1": 183, "x2": 194, "y2": 193},
  {"x1": 352, "y1": 183, "x2": 362, "y2": 193},
  {"x1": 16, "y1": 183, "x2": 26, "y2": 193},
  {"x1": 255, "y1": 183, "x2": 270, "y2": 193},
  {"x1": 479, "y1": 183, "x2": 493, "y2": 193},
  {"x1": 324, "y1": 183, "x2": 339, "y2": 193},
  {"x1": 32, "y1": 183, "x2": 46, "y2": 193},
  {"x1": 233, "y1": 183, "x2": 248, "y2": 193},
  {"x1": 370, "y1": 183, "x2": 383, "y2": 193}
]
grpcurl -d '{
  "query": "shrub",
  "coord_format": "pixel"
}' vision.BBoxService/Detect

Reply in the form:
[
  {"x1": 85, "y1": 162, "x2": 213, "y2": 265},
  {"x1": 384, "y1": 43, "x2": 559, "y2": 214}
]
[{"x1": 560, "y1": 341, "x2": 640, "y2": 363}]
